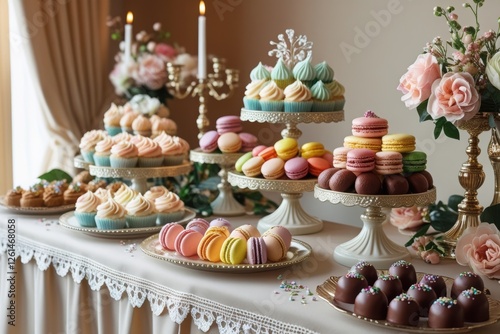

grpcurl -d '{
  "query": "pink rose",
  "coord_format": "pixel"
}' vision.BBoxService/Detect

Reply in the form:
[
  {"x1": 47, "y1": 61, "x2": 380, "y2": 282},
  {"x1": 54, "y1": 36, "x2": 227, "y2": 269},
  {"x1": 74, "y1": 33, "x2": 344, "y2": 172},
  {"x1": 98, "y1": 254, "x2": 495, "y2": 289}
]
[
  {"x1": 455, "y1": 223, "x2": 500, "y2": 279},
  {"x1": 397, "y1": 53, "x2": 441, "y2": 109},
  {"x1": 390, "y1": 206, "x2": 425, "y2": 230},
  {"x1": 154, "y1": 43, "x2": 177, "y2": 62},
  {"x1": 133, "y1": 54, "x2": 168, "y2": 90},
  {"x1": 427, "y1": 72, "x2": 480, "y2": 123},
  {"x1": 421, "y1": 250, "x2": 441, "y2": 264}
]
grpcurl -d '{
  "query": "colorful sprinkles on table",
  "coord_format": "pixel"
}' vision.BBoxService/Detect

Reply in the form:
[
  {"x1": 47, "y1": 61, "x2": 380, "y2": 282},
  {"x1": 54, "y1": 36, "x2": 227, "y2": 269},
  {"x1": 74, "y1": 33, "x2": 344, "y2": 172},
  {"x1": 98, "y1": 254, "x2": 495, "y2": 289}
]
[{"x1": 276, "y1": 274, "x2": 317, "y2": 304}]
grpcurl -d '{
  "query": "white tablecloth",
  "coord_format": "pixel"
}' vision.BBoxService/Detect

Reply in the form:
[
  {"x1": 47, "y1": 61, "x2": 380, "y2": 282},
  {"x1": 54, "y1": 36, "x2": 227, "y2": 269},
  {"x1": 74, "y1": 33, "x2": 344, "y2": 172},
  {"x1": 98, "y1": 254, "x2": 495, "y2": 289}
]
[{"x1": 1, "y1": 209, "x2": 499, "y2": 334}]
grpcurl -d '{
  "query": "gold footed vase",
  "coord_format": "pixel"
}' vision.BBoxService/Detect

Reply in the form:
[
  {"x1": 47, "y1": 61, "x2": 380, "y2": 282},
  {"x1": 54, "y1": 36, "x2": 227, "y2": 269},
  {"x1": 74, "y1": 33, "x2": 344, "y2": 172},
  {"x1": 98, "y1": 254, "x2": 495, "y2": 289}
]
[
  {"x1": 442, "y1": 113, "x2": 492, "y2": 258},
  {"x1": 488, "y1": 125, "x2": 500, "y2": 206}
]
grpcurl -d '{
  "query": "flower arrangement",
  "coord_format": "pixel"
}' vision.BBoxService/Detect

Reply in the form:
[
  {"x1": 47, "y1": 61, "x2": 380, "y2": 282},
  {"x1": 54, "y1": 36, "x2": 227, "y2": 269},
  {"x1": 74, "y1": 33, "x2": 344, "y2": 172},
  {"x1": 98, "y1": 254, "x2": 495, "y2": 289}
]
[
  {"x1": 397, "y1": 0, "x2": 500, "y2": 139},
  {"x1": 107, "y1": 17, "x2": 197, "y2": 103}
]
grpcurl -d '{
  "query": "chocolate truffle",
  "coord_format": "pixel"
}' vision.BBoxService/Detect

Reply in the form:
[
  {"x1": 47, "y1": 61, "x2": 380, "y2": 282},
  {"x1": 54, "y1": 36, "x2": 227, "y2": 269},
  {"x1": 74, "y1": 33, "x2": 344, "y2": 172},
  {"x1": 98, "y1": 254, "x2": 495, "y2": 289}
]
[
  {"x1": 329, "y1": 169, "x2": 356, "y2": 192},
  {"x1": 317, "y1": 167, "x2": 340, "y2": 189},
  {"x1": 387, "y1": 293, "x2": 420, "y2": 327},
  {"x1": 406, "y1": 283, "x2": 437, "y2": 317},
  {"x1": 419, "y1": 170, "x2": 434, "y2": 189},
  {"x1": 451, "y1": 271, "x2": 485, "y2": 299},
  {"x1": 382, "y1": 174, "x2": 409, "y2": 195},
  {"x1": 428, "y1": 297, "x2": 464, "y2": 328},
  {"x1": 351, "y1": 261, "x2": 378, "y2": 286},
  {"x1": 389, "y1": 260, "x2": 417, "y2": 291},
  {"x1": 406, "y1": 173, "x2": 429, "y2": 193},
  {"x1": 334, "y1": 272, "x2": 369, "y2": 304},
  {"x1": 420, "y1": 274, "x2": 447, "y2": 297},
  {"x1": 457, "y1": 287, "x2": 489, "y2": 322},
  {"x1": 355, "y1": 172, "x2": 381, "y2": 195},
  {"x1": 353, "y1": 286, "x2": 388, "y2": 320},
  {"x1": 373, "y1": 274, "x2": 403, "y2": 302}
]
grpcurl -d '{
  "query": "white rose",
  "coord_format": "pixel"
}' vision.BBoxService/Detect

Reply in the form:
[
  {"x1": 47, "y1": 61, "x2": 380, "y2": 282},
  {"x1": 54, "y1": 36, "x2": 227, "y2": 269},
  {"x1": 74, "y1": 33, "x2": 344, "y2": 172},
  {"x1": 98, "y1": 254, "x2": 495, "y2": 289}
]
[
  {"x1": 128, "y1": 94, "x2": 161, "y2": 117},
  {"x1": 486, "y1": 52, "x2": 500, "y2": 90}
]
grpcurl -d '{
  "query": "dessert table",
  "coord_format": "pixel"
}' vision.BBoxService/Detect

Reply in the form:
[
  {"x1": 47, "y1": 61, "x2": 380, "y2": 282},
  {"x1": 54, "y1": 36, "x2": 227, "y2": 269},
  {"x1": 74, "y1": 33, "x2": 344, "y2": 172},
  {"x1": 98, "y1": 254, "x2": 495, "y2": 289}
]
[{"x1": 1, "y1": 208, "x2": 499, "y2": 334}]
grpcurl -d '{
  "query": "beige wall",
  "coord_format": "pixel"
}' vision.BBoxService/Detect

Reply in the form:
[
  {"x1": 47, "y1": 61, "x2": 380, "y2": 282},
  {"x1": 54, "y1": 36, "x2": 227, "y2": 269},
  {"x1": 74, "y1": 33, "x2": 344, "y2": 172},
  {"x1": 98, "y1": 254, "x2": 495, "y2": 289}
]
[{"x1": 119, "y1": 0, "x2": 500, "y2": 225}]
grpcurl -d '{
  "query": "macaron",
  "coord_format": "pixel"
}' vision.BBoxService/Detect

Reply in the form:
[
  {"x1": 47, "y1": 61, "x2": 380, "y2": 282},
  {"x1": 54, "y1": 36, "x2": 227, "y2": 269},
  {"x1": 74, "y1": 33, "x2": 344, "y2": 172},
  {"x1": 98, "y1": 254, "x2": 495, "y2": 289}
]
[
  {"x1": 317, "y1": 167, "x2": 341, "y2": 189},
  {"x1": 199, "y1": 130, "x2": 220, "y2": 153},
  {"x1": 284, "y1": 157, "x2": 309, "y2": 180},
  {"x1": 258, "y1": 146, "x2": 278, "y2": 161},
  {"x1": 333, "y1": 147, "x2": 351, "y2": 169},
  {"x1": 242, "y1": 156, "x2": 265, "y2": 177},
  {"x1": 252, "y1": 145, "x2": 267, "y2": 157},
  {"x1": 300, "y1": 142, "x2": 325, "y2": 159},
  {"x1": 329, "y1": 169, "x2": 357, "y2": 192},
  {"x1": 307, "y1": 157, "x2": 331, "y2": 177},
  {"x1": 264, "y1": 226, "x2": 292, "y2": 250},
  {"x1": 239, "y1": 132, "x2": 258, "y2": 152},
  {"x1": 174, "y1": 229, "x2": 203, "y2": 257},
  {"x1": 262, "y1": 231, "x2": 287, "y2": 262},
  {"x1": 247, "y1": 237, "x2": 268, "y2": 265},
  {"x1": 321, "y1": 150, "x2": 334, "y2": 167},
  {"x1": 216, "y1": 115, "x2": 243, "y2": 134},
  {"x1": 375, "y1": 151, "x2": 403, "y2": 175},
  {"x1": 402, "y1": 151, "x2": 427, "y2": 173},
  {"x1": 158, "y1": 223, "x2": 184, "y2": 251},
  {"x1": 235, "y1": 152, "x2": 253, "y2": 172},
  {"x1": 274, "y1": 138, "x2": 299, "y2": 161},
  {"x1": 186, "y1": 218, "x2": 210, "y2": 235},
  {"x1": 261, "y1": 157, "x2": 285, "y2": 179},
  {"x1": 383, "y1": 174, "x2": 409, "y2": 195},
  {"x1": 343, "y1": 135, "x2": 382, "y2": 151},
  {"x1": 351, "y1": 110, "x2": 389, "y2": 138},
  {"x1": 381, "y1": 133, "x2": 416, "y2": 153},
  {"x1": 217, "y1": 132, "x2": 242, "y2": 153},
  {"x1": 197, "y1": 228, "x2": 228, "y2": 262},
  {"x1": 210, "y1": 218, "x2": 233, "y2": 231},
  {"x1": 230, "y1": 224, "x2": 261, "y2": 241},
  {"x1": 355, "y1": 172, "x2": 382, "y2": 195},
  {"x1": 220, "y1": 237, "x2": 248, "y2": 264},
  {"x1": 346, "y1": 148, "x2": 376, "y2": 173}
]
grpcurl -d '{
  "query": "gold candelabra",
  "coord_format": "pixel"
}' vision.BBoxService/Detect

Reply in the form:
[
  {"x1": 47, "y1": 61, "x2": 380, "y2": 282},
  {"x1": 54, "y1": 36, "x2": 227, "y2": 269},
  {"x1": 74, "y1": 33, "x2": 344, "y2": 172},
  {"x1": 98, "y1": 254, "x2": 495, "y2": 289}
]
[{"x1": 165, "y1": 58, "x2": 239, "y2": 139}]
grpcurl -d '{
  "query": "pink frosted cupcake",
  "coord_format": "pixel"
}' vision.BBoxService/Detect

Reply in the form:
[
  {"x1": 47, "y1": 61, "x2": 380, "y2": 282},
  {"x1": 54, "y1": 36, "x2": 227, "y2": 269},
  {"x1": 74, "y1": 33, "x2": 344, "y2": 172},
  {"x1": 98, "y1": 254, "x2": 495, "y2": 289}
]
[
  {"x1": 103, "y1": 103, "x2": 123, "y2": 136},
  {"x1": 74, "y1": 190, "x2": 101, "y2": 227},
  {"x1": 155, "y1": 192, "x2": 185, "y2": 225},
  {"x1": 152, "y1": 117, "x2": 177, "y2": 137},
  {"x1": 125, "y1": 193, "x2": 157, "y2": 228},
  {"x1": 79, "y1": 130, "x2": 107, "y2": 164},
  {"x1": 112, "y1": 131, "x2": 133, "y2": 144},
  {"x1": 132, "y1": 115, "x2": 152, "y2": 137},
  {"x1": 94, "y1": 136, "x2": 114, "y2": 166},
  {"x1": 95, "y1": 197, "x2": 126, "y2": 230},
  {"x1": 135, "y1": 136, "x2": 164, "y2": 167},
  {"x1": 144, "y1": 186, "x2": 170, "y2": 203},
  {"x1": 120, "y1": 111, "x2": 140, "y2": 134},
  {"x1": 110, "y1": 141, "x2": 139, "y2": 168},
  {"x1": 154, "y1": 133, "x2": 185, "y2": 165}
]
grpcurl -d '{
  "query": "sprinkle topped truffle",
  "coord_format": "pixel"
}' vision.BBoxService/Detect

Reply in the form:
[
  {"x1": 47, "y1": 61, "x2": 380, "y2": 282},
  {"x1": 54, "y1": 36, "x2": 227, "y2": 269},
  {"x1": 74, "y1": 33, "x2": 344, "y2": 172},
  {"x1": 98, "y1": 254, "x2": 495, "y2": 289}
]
[
  {"x1": 391, "y1": 260, "x2": 412, "y2": 268},
  {"x1": 360, "y1": 286, "x2": 382, "y2": 295},
  {"x1": 354, "y1": 261, "x2": 374, "y2": 269},
  {"x1": 423, "y1": 274, "x2": 440, "y2": 283},
  {"x1": 459, "y1": 271, "x2": 479, "y2": 278},
  {"x1": 394, "y1": 293, "x2": 415, "y2": 302},
  {"x1": 378, "y1": 274, "x2": 398, "y2": 281},
  {"x1": 433, "y1": 297, "x2": 457, "y2": 308},
  {"x1": 460, "y1": 287, "x2": 483, "y2": 298},
  {"x1": 408, "y1": 283, "x2": 433, "y2": 292},
  {"x1": 345, "y1": 272, "x2": 365, "y2": 280}
]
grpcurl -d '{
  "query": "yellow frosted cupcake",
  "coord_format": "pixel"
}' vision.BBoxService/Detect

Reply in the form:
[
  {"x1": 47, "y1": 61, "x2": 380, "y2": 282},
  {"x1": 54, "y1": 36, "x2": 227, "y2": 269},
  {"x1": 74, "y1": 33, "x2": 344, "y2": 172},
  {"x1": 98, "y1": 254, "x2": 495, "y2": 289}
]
[
  {"x1": 326, "y1": 80, "x2": 346, "y2": 111},
  {"x1": 113, "y1": 184, "x2": 138, "y2": 207},
  {"x1": 284, "y1": 80, "x2": 312, "y2": 112},
  {"x1": 243, "y1": 79, "x2": 268, "y2": 111}
]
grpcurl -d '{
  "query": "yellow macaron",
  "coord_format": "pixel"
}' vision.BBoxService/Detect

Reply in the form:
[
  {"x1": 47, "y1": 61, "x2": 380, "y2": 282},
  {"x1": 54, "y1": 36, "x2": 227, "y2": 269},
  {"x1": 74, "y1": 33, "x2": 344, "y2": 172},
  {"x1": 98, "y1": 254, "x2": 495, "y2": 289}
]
[
  {"x1": 300, "y1": 141, "x2": 325, "y2": 159},
  {"x1": 381, "y1": 133, "x2": 416, "y2": 153},
  {"x1": 343, "y1": 135, "x2": 382, "y2": 151},
  {"x1": 220, "y1": 237, "x2": 247, "y2": 264},
  {"x1": 274, "y1": 138, "x2": 299, "y2": 161}
]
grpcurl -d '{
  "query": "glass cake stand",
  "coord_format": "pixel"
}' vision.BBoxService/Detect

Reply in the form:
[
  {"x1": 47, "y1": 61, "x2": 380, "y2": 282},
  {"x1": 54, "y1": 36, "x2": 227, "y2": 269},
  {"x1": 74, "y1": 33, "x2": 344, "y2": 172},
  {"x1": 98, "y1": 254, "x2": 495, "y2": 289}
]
[
  {"x1": 314, "y1": 185, "x2": 436, "y2": 269},
  {"x1": 189, "y1": 149, "x2": 245, "y2": 216}
]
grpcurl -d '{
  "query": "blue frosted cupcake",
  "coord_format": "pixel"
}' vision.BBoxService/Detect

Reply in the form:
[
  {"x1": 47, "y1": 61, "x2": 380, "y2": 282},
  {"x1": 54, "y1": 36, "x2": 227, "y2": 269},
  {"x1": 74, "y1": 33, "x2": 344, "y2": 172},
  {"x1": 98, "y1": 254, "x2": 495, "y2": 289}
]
[
  {"x1": 95, "y1": 197, "x2": 126, "y2": 230},
  {"x1": 271, "y1": 58, "x2": 294, "y2": 89},
  {"x1": 110, "y1": 141, "x2": 139, "y2": 168},
  {"x1": 284, "y1": 80, "x2": 313, "y2": 112},
  {"x1": 259, "y1": 81, "x2": 284, "y2": 111},
  {"x1": 311, "y1": 81, "x2": 335, "y2": 111},
  {"x1": 292, "y1": 57, "x2": 315, "y2": 88},
  {"x1": 125, "y1": 194, "x2": 157, "y2": 228}
]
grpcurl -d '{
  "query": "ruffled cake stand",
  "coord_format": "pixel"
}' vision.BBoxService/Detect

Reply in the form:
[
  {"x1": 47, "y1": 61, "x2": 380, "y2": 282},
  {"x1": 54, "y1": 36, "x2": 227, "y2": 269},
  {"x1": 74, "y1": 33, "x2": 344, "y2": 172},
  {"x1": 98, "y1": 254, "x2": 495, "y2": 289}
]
[
  {"x1": 189, "y1": 149, "x2": 245, "y2": 216},
  {"x1": 314, "y1": 185, "x2": 436, "y2": 268},
  {"x1": 228, "y1": 109, "x2": 344, "y2": 235}
]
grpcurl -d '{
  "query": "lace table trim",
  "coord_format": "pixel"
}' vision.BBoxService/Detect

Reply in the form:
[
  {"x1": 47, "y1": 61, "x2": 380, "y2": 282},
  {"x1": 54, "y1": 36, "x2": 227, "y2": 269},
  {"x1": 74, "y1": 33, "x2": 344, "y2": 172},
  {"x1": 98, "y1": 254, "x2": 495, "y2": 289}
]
[{"x1": 0, "y1": 235, "x2": 318, "y2": 334}]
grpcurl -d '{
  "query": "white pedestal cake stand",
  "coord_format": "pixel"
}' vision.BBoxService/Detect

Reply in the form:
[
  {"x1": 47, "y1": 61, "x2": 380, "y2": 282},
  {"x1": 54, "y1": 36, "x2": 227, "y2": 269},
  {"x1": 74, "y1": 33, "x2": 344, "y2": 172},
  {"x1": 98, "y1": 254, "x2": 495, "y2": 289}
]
[
  {"x1": 314, "y1": 185, "x2": 436, "y2": 269},
  {"x1": 189, "y1": 149, "x2": 245, "y2": 216}
]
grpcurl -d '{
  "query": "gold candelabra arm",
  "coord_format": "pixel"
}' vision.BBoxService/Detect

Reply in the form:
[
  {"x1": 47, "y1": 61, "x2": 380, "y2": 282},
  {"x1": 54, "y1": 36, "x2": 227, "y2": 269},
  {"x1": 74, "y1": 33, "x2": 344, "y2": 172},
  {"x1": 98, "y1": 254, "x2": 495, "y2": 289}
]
[{"x1": 165, "y1": 63, "x2": 198, "y2": 99}]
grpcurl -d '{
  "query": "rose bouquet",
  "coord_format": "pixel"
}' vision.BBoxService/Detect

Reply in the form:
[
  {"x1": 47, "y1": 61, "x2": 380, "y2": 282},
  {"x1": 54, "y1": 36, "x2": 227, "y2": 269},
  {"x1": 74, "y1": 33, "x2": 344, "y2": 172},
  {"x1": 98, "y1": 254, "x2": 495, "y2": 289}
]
[
  {"x1": 398, "y1": 0, "x2": 500, "y2": 140},
  {"x1": 107, "y1": 17, "x2": 197, "y2": 103}
]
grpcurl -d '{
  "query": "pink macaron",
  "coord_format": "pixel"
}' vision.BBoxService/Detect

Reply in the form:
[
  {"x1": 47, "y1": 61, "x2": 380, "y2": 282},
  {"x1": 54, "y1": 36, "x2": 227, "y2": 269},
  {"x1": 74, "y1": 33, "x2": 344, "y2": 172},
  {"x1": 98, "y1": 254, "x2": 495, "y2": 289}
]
[
  {"x1": 210, "y1": 217, "x2": 233, "y2": 231},
  {"x1": 217, "y1": 132, "x2": 242, "y2": 153},
  {"x1": 252, "y1": 145, "x2": 267, "y2": 157},
  {"x1": 333, "y1": 147, "x2": 351, "y2": 169},
  {"x1": 322, "y1": 151, "x2": 334, "y2": 167},
  {"x1": 375, "y1": 151, "x2": 403, "y2": 175},
  {"x1": 351, "y1": 110, "x2": 389, "y2": 138},
  {"x1": 158, "y1": 223, "x2": 184, "y2": 251},
  {"x1": 239, "y1": 132, "x2": 258, "y2": 152},
  {"x1": 216, "y1": 115, "x2": 243, "y2": 134},
  {"x1": 346, "y1": 148, "x2": 376, "y2": 173},
  {"x1": 247, "y1": 237, "x2": 268, "y2": 264},
  {"x1": 261, "y1": 157, "x2": 285, "y2": 180},
  {"x1": 199, "y1": 130, "x2": 220, "y2": 153},
  {"x1": 264, "y1": 226, "x2": 292, "y2": 250},
  {"x1": 174, "y1": 229, "x2": 203, "y2": 257},
  {"x1": 186, "y1": 218, "x2": 210, "y2": 235},
  {"x1": 284, "y1": 157, "x2": 309, "y2": 180}
]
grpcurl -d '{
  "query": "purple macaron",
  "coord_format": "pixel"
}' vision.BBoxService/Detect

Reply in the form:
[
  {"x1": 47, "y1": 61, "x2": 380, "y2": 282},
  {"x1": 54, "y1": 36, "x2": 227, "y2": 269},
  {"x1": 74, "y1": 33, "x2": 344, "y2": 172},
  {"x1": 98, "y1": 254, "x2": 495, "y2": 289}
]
[
  {"x1": 239, "y1": 132, "x2": 258, "y2": 152},
  {"x1": 186, "y1": 218, "x2": 210, "y2": 235},
  {"x1": 216, "y1": 115, "x2": 243, "y2": 134},
  {"x1": 199, "y1": 130, "x2": 220, "y2": 152},
  {"x1": 209, "y1": 217, "x2": 233, "y2": 231},
  {"x1": 247, "y1": 237, "x2": 267, "y2": 264},
  {"x1": 284, "y1": 157, "x2": 309, "y2": 180}
]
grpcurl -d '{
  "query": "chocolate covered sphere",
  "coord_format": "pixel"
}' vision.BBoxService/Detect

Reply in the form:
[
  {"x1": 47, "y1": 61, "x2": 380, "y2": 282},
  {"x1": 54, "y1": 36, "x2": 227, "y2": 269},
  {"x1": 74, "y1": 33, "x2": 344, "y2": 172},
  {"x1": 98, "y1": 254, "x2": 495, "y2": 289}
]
[
  {"x1": 457, "y1": 287, "x2": 489, "y2": 322},
  {"x1": 407, "y1": 173, "x2": 429, "y2": 193},
  {"x1": 334, "y1": 272, "x2": 369, "y2": 304},
  {"x1": 351, "y1": 261, "x2": 378, "y2": 286},
  {"x1": 373, "y1": 274, "x2": 403, "y2": 302},
  {"x1": 420, "y1": 274, "x2": 446, "y2": 297},
  {"x1": 406, "y1": 283, "x2": 437, "y2": 317},
  {"x1": 451, "y1": 271, "x2": 485, "y2": 299},
  {"x1": 383, "y1": 174, "x2": 409, "y2": 195},
  {"x1": 355, "y1": 172, "x2": 381, "y2": 195},
  {"x1": 387, "y1": 293, "x2": 420, "y2": 327},
  {"x1": 389, "y1": 260, "x2": 417, "y2": 291},
  {"x1": 353, "y1": 286, "x2": 388, "y2": 320},
  {"x1": 428, "y1": 297, "x2": 464, "y2": 329}
]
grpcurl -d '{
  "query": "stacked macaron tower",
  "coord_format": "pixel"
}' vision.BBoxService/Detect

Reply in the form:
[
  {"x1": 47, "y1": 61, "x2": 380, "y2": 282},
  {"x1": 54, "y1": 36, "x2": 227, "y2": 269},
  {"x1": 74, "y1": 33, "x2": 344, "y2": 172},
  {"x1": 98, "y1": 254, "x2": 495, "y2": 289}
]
[
  {"x1": 317, "y1": 111, "x2": 434, "y2": 195},
  {"x1": 158, "y1": 218, "x2": 293, "y2": 265}
]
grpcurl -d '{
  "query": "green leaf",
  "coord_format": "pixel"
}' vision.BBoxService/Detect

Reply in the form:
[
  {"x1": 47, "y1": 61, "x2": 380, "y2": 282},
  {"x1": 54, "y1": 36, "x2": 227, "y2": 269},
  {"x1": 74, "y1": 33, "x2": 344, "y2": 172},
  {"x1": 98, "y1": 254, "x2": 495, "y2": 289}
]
[
  {"x1": 447, "y1": 194, "x2": 464, "y2": 212},
  {"x1": 416, "y1": 100, "x2": 432, "y2": 122},
  {"x1": 433, "y1": 119, "x2": 444, "y2": 139},
  {"x1": 37, "y1": 169, "x2": 73, "y2": 183},
  {"x1": 480, "y1": 204, "x2": 500, "y2": 230},
  {"x1": 443, "y1": 121, "x2": 460, "y2": 140},
  {"x1": 405, "y1": 224, "x2": 431, "y2": 247}
]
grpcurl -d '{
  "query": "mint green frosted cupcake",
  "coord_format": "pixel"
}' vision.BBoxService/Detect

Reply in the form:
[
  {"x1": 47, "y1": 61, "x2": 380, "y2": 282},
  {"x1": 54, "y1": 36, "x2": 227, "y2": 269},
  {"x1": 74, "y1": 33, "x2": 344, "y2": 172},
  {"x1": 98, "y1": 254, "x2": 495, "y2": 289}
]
[
  {"x1": 311, "y1": 81, "x2": 335, "y2": 111},
  {"x1": 314, "y1": 61, "x2": 335, "y2": 84},
  {"x1": 259, "y1": 81, "x2": 284, "y2": 111},
  {"x1": 326, "y1": 80, "x2": 346, "y2": 111},
  {"x1": 283, "y1": 80, "x2": 313, "y2": 112},
  {"x1": 292, "y1": 57, "x2": 315, "y2": 88},
  {"x1": 250, "y1": 62, "x2": 271, "y2": 81},
  {"x1": 271, "y1": 58, "x2": 294, "y2": 89}
]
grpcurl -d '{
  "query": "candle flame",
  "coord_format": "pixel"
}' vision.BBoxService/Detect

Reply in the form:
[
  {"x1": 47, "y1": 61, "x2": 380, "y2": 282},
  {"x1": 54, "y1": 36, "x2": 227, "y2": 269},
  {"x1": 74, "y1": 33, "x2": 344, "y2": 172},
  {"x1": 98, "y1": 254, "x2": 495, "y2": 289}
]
[
  {"x1": 126, "y1": 11, "x2": 133, "y2": 24},
  {"x1": 199, "y1": 1, "x2": 205, "y2": 16}
]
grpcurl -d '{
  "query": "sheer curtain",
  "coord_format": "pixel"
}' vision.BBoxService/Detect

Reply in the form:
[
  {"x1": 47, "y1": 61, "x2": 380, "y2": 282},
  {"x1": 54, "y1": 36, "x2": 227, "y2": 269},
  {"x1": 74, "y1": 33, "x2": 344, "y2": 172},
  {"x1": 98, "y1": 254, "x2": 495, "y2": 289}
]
[{"x1": 9, "y1": 0, "x2": 113, "y2": 186}]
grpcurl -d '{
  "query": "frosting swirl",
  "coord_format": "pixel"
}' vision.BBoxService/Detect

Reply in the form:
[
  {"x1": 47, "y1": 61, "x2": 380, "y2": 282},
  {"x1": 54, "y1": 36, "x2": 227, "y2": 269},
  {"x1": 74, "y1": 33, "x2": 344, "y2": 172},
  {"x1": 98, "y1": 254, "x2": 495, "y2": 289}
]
[
  {"x1": 95, "y1": 136, "x2": 115, "y2": 155},
  {"x1": 310, "y1": 81, "x2": 332, "y2": 101},
  {"x1": 112, "y1": 132, "x2": 133, "y2": 144},
  {"x1": 292, "y1": 57, "x2": 315, "y2": 81},
  {"x1": 96, "y1": 197, "x2": 126, "y2": 219},
  {"x1": 132, "y1": 115, "x2": 152, "y2": 132},
  {"x1": 152, "y1": 118, "x2": 177, "y2": 135},
  {"x1": 271, "y1": 58, "x2": 293, "y2": 81},
  {"x1": 110, "y1": 141, "x2": 138, "y2": 158},
  {"x1": 103, "y1": 103, "x2": 123, "y2": 126},
  {"x1": 75, "y1": 190, "x2": 101, "y2": 213},
  {"x1": 125, "y1": 193, "x2": 156, "y2": 216},
  {"x1": 79, "y1": 130, "x2": 107, "y2": 151},
  {"x1": 314, "y1": 61, "x2": 334, "y2": 82},
  {"x1": 120, "y1": 111, "x2": 139, "y2": 128},
  {"x1": 155, "y1": 192, "x2": 184, "y2": 213},
  {"x1": 135, "y1": 137, "x2": 162, "y2": 158},
  {"x1": 284, "y1": 80, "x2": 312, "y2": 102},
  {"x1": 144, "y1": 186, "x2": 170, "y2": 202},
  {"x1": 94, "y1": 188, "x2": 111, "y2": 202},
  {"x1": 250, "y1": 62, "x2": 271, "y2": 81},
  {"x1": 259, "y1": 81, "x2": 285, "y2": 101},
  {"x1": 244, "y1": 79, "x2": 268, "y2": 99},
  {"x1": 113, "y1": 184, "x2": 137, "y2": 206},
  {"x1": 326, "y1": 80, "x2": 345, "y2": 97}
]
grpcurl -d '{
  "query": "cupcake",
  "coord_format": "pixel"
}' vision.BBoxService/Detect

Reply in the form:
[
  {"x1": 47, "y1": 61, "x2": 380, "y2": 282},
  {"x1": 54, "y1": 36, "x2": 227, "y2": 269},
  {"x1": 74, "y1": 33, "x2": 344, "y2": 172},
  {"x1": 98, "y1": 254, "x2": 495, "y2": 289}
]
[
  {"x1": 79, "y1": 130, "x2": 107, "y2": 164},
  {"x1": 243, "y1": 79, "x2": 267, "y2": 110},
  {"x1": 154, "y1": 133, "x2": 185, "y2": 165},
  {"x1": 152, "y1": 117, "x2": 177, "y2": 137},
  {"x1": 119, "y1": 111, "x2": 140, "y2": 134},
  {"x1": 63, "y1": 182, "x2": 86, "y2": 205},
  {"x1": 310, "y1": 80, "x2": 335, "y2": 111},
  {"x1": 103, "y1": 103, "x2": 123, "y2": 136},
  {"x1": 5, "y1": 186, "x2": 23, "y2": 206},
  {"x1": 314, "y1": 61, "x2": 335, "y2": 84},
  {"x1": 132, "y1": 115, "x2": 152, "y2": 137},
  {"x1": 51, "y1": 179, "x2": 69, "y2": 193},
  {"x1": 106, "y1": 181, "x2": 125, "y2": 195},
  {"x1": 94, "y1": 188, "x2": 111, "y2": 203},
  {"x1": 112, "y1": 131, "x2": 133, "y2": 144},
  {"x1": 110, "y1": 141, "x2": 139, "y2": 168},
  {"x1": 125, "y1": 193, "x2": 157, "y2": 228},
  {"x1": 113, "y1": 184, "x2": 138, "y2": 207},
  {"x1": 95, "y1": 197, "x2": 126, "y2": 230},
  {"x1": 20, "y1": 188, "x2": 44, "y2": 207},
  {"x1": 135, "y1": 137, "x2": 164, "y2": 167},
  {"x1": 250, "y1": 62, "x2": 271, "y2": 81},
  {"x1": 271, "y1": 58, "x2": 294, "y2": 89},
  {"x1": 283, "y1": 80, "x2": 313, "y2": 112},
  {"x1": 93, "y1": 136, "x2": 114, "y2": 167},
  {"x1": 326, "y1": 80, "x2": 346, "y2": 111},
  {"x1": 144, "y1": 185, "x2": 170, "y2": 203},
  {"x1": 155, "y1": 192, "x2": 185, "y2": 225},
  {"x1": 85, "y1": 179, "x2": 107, "y2": 192},
  {"x1": 43, "y1": 185, "x2": 64, "y2": 207},
  {"x1": 292, "y1": 57, "x2": 315, "y2": 88},
  {"x1": 259, "y1": 81, "x2": 284, "y2": 111},
  {"x1": 74, "y1": 190, "x2": 101, "y2": 227}
]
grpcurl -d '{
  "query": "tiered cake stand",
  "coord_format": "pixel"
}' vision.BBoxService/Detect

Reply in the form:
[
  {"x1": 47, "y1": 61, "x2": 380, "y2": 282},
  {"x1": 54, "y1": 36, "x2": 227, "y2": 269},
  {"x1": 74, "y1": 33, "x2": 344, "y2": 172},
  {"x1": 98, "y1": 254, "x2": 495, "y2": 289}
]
[
  {"x1": 74, "y1": 156, "x2": 191, "y2": 194},
  {"x1": 189, "y1": 149, "x2": 245, "y2": 216},
  {"x1": 228, "y1": 109, "x2": 344, "y2": 235},
  {"x1": 314, "y1": 185, "x2": 436, "y2": 269}
]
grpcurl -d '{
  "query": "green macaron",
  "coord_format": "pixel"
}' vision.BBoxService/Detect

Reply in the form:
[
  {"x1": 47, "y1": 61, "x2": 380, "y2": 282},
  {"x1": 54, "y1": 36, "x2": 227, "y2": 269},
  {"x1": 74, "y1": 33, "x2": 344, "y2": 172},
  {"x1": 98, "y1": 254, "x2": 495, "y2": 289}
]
[
  {"x1": 402, "y1": 151, "x2": 427, "y2": 173},
  {"x1": 235, "y1": 152, "x2": 253, "y2": 172}
]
